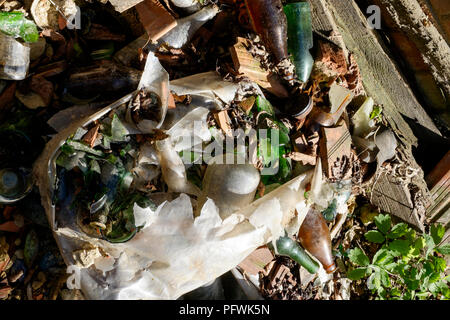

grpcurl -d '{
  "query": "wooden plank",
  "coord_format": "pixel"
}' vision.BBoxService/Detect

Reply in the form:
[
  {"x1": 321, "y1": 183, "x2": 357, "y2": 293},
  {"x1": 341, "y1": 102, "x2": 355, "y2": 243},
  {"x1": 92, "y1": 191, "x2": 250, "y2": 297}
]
[
  {"x1": 426, "y1": 150, "x2": 450, "y2": 225},
  {"x1": 238, "y1": 246, "x2": 274, "y2": 276},
  {"x1": 310, "y1": 0, "x2": 441, "y2": 143},
  {"x1": 229, "y1": 37, "x2": 289, "y2": 98},
  {"x1": 375, "y1": 0, "x2": 450, "y2": 103},
  {"x1": 371, "y1": 171, "x2": 424, "y2": 230},
  {"x1": 307, "y1": 0, "x2": 441, "y2": 230}
]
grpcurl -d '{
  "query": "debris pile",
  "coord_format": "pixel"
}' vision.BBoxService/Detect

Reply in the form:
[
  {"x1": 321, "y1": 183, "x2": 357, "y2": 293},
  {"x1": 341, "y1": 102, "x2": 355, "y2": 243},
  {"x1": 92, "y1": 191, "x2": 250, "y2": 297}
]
[{"x1": 0, "y1": 0, "x2": 448, "y2": 300}]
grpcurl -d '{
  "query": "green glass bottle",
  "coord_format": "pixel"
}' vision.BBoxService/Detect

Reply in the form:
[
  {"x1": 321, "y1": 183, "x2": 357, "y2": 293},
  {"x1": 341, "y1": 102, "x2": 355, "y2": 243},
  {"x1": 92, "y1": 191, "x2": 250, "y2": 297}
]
[
  {"x1": 0, "y1": 168, "x2": 33, "y2": 204},
  {"x1": 0, "y1": 12, "x2": 39, "y2": 43},
  {"x1": 283, "y1": 2, "x2": 314, "y2": 83},
  {"x1": 275, "y1": 235, "x2": 319, "y2": 274}
]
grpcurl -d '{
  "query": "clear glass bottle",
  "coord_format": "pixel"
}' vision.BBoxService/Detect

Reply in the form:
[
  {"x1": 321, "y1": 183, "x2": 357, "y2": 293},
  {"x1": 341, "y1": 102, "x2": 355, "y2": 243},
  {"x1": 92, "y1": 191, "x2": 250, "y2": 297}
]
[
  {"x1": 0, "y1": 32, "x2": 30, "y2": 80},
  {"x1": 0, "y1": 168, "x2": 33, "y2": 204},
  {"x1": 198, "y1": 155, "x2": 260, "y2": 219}
]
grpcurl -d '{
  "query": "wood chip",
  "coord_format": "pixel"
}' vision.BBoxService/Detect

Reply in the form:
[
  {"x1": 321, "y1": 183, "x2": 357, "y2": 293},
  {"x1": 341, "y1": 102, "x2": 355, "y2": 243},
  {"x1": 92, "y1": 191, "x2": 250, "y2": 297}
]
[
  {"x1": 84, "y1": 23, "x2": 126, "y2": 42},
  {"x1": 238, "y1": 246, "x2": 274, "y2": 276},
  {"x1": 426, "y1": 150, "x2": 450, "y2": 226},
  {"x1": 0, "y1": 221, "x2": 21, "y2": 233},
  {"x1": 136, "y1": 0, "x2": 177, "y2": 42},
  {"x1": 269, "y1": 264, "x2": 290, "y2": 288},
  {"x1": 371, "y1": 172, "x2": 424, "y2": 230},
  {"x1": 109, "y1": 0, "x2": 144, "y2": 13},
  {"x1": 238, "y1": 96, "x2": 256, "y2": 115},
  {"x1": 214, "y1": 110, "x2": 232, "y2": 137},
  {"x1": 230, "y1": 37, "x2": 288, "y2": 98},
  {"x1": 82, "y1": 124, "x2": 100, "y2": 148},
  {"x1": 34, "y1": 61, "x2": 67, "y2": 79},
  {"x1": 319, "y1": 121, "x2": 352, "y2": 179},
  {"x1": 0, "y1": 82, "x2": 17, "y2": 121},
  {"x1": 315, "y1": 40, "x2": 348, "y2": 76},
  {"x1": 168, "y1": 93, "x2": 176, "y2": 109},
  {"x1": 30, "y1": 76, "x2": 54, "y2": 107},
  {"x1": 286, "y1": 152, "x2": 316, "y2": 165}
]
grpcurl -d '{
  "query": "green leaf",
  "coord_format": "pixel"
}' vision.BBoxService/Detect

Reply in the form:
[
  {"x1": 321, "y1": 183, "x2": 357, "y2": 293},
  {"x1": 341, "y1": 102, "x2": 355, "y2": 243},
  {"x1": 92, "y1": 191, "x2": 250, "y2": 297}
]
[
  {"x1": 429, "y1": 281, "x2": 448, "y2": 297},
  {"x1": 431, "y1": 224, "x2": 445, "y2": 245},
  {"x1": 403, "y1": 228, "x2": 416, "y2": 244},
  {"x1": 389, "y1": 288, "x2": 402, "y2": 297},
  {"x1": 348, "y1": 247, "x2": 370, "y2": 267},
  {"x1": 379, "y1": 269, "x2": 390, "y2": 287},
  {"x1": 365, "y1": 230, "x2": 385, "y2": 243},
  {"x1": 410, "y1": 237, "x2": 425, "y2": 257},
  {"x1": 89, "y1": 159, "x2": 101, "y2": 175},
  {"x1": 436, "y1": 244, "x2": 450, "y2": 255},
  {"x1": 387, "y1": 223, "x2": 409, "y2": 239},
  {"x1": 367, "y1": 272, "x2": 381, "y2": 291},
  {"x1": 424, "y1": 234, "x2": 436, "y2": 256},
  {"x1": 377, "y1": 286, "x2": 387, "y2": 299},
  {"x1": 370, "y1": 105, "x2": 382, "y2": 120},
  {"x1": 374, "y1": 214, "x2": 391, "y2": 234},
  {"x1": 347, "y1": 268, "x2": 368, "y2": 280},
  {"x1": 388, "y1": 239, "x2": 411, "y2": 256},
  {"x1": 432, "y1": 256, "x2": 447, "y2": 273},
  {"x1": 416, "y1": 292, "x2": 430, "y2": 300},
  {"x1": 406, "y1": 279, "x2": 420, "y2": 291},
  {"x1": 0, "y1": 12, "x2": 39, "y2": 43},
  {"x1": 372, "y1": 248, "x2": 393, "y2": 266}
]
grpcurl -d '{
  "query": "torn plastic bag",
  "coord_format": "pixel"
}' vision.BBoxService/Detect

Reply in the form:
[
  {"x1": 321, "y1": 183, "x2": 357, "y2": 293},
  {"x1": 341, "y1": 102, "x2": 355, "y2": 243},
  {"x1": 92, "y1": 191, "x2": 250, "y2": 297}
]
[
  {"x1": 170, "y1": 71, "x2": 240, "y2": 109},
  {"x1": 33, "y1": 51, "x2": 168, "y2": 230},
  {"x1": 35, "y1": 156, "x2": 313, "y2": 300},
  {"x1": 125, "y1": 53, "x2": 170, "y2": 133},
  {"x1": 158, "y1": 5, "x2": 219, "y2": 49},
  {"x1": 169, "y1": 0, "x2": 202, "y2": 13},
  {"x1": 114, "y1": 5, "x2": 219, "y2": 66}
]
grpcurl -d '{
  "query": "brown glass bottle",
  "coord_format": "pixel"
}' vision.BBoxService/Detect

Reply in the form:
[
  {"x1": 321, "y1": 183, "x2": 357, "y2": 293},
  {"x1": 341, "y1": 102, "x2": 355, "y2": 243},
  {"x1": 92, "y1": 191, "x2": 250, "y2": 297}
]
[
  {"x1": 298, "y1": 208, "x2": 337, "y2": 273},
  {"x1": 244, "y1": 0, "x2": 288, "y2": 64}
]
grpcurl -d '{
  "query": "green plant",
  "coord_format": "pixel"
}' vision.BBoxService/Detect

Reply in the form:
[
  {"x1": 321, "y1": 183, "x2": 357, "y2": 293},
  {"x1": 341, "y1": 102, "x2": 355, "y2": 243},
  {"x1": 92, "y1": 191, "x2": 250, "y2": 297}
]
[{"x1": 346, "y1": 214, "x2": 450, "y2": 300}]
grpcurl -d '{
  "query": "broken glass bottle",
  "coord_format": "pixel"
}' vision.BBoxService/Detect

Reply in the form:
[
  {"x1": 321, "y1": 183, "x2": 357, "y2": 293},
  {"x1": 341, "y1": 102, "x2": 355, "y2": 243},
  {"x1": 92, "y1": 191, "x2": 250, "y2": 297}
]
[
  {"x1": 0, "y1": 12, "x2": 39, "y2": 43},
  {"x1": 275, "y1": 235, "x2": 319, "y2": 274},
  {"x1": 283, "y1": 1, "x2": 314, "y2": 83},
  {"x1": 322, "y1": 198, "x2": 337, "y2": 221},
  {"x1": 0, "y1": 168, "x2": 32, "y2": 204},
  {"x1": 298, "y1": 208, "x2": 337, "y2": 273},
  {"x1": 0, "y1": 32, "x2": 30, "y2": 80},
  {"x1": 198, "y1": 156, "x2": 260, "y2": 219},
  {"x1": 244, "y1": 0, "x2": 288, "y2": 64}
]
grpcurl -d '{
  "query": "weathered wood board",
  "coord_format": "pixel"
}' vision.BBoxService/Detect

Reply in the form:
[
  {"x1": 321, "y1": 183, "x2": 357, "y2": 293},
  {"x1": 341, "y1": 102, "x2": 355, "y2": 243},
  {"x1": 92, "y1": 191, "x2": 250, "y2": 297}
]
[
  {"x1": 426, "y1": 150, "x2": 450, "y2": 227},
  {"x1": 310, "y1": 0, "x2": 441, "y2": 142},
  {"x1": 308, "y1": 0, "x2": 442, "y2": 229},
  {"x1": 371, "y1": 172, "x2": 423, "y2": 230}
]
